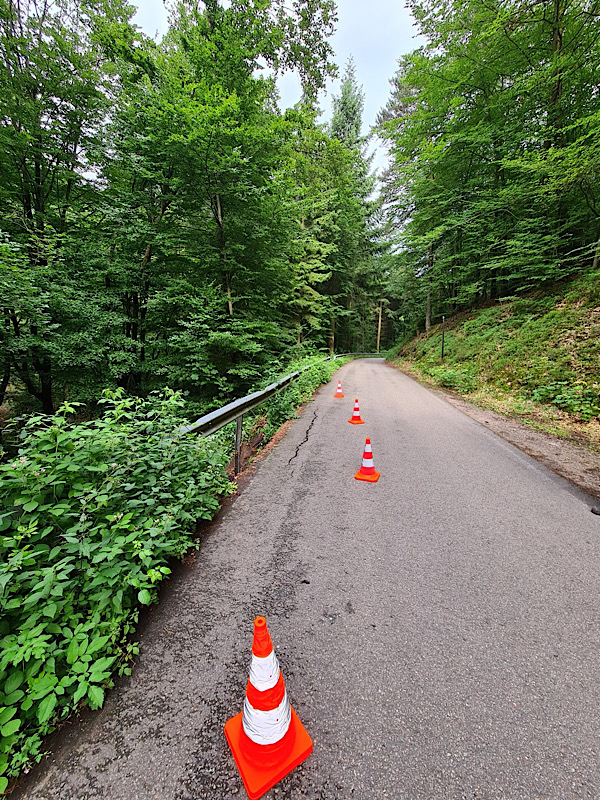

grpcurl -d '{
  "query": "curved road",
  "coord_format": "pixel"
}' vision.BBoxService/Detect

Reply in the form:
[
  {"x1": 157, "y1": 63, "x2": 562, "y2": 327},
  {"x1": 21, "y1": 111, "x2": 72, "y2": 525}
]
[{"x1": 15, "y1": 359, "x2": 600, "y2": 799}]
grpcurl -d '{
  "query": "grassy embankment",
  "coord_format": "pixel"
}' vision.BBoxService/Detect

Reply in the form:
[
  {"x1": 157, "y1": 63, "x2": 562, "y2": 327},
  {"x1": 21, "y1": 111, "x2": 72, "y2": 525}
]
[{"x1": 387, "y1": 270, "x2": 600, "y2": 449}]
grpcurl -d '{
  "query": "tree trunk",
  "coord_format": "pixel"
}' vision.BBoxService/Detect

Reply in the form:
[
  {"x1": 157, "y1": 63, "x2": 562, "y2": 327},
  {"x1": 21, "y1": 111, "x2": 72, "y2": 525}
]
[
  {"x1": 213, "y1": 193, "x2": 233, "y2": 315},
  {"x1": 426, "y1": 244, "x2": 433, "y2": 332},
  {"x1": 0, "y1": 362, "x2": 10, "y2": 408},
  {"x1": 592, "y1": 235, "x2": 600, "y2": 270},
  {"x1": 39, "y1": 365, "x2": 53, "y2": 414},
  {"x1": 328, "y1": 317, "x2": 335, "y2": 356}
]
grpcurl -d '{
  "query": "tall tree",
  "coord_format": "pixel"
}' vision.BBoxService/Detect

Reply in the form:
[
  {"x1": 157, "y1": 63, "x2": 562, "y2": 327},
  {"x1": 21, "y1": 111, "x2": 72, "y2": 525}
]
[
  {"x1": 378, "y1": 0, "x2": 600, "y2": 336},
  {"x1": 0, "y1": 0, "x2": 145, "y2": 411}
]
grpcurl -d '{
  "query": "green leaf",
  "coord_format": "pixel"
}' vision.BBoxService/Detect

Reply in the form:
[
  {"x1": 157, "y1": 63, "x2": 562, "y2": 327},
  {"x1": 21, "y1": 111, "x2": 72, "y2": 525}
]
[
  {"x1": 3, "y1": 670, "x2": 23, "y2": 695},
  {"x1": 137, "y1": 589, "x2": 152, "y2": 605},
  {"x1": 3, "y1": 690, "x2": 25, "y2": 705},
  {"x1": 37, "y1": 692, "x2": 57, "y2": 724},
  {"x1": 0, "y1": 707, "x2": 16, "y2": 726},
  {"x1": 73, "y1": 681, "x2": 88, "y2": 705},
  {"x1": 87, "y1": 684, "x2": 104, "y2": 710},
  {"x1": 44, "y1": 602, "x2": 58, "y2": 618},
  {"x1": 1, "y1": 718, "x2": 21, "y2": 737},
  {"x1": 29, "y1": 674, "x2": 57, "y2": 700},
  {"x1": 66, "y1": 638, "x2": 79, "y2": 664},
  {"x1": 88, "y1": 671, "x2": 111, "y2": 684},
  {"x1": 87, "y1": 636, "x2": 109, "y2": 655},
  {"x1": 0, "y1": 777, "x2": 8, "y2": 793},
  {"x1": 23, "y1": 500, "x2": 39, "y2": 512},
  {"x1": 89, "y1": 657, "x2": 115, "y2": 673}
]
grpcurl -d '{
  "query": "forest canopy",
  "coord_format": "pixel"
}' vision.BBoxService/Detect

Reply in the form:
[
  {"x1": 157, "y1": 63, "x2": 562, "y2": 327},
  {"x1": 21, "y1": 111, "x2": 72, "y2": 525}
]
[
  {"x1": 377, "y1": 0, "x2": 600, "y2": 336},
  {"x1": 0, "y1": 0, "x2": 384, "y2": 418}
]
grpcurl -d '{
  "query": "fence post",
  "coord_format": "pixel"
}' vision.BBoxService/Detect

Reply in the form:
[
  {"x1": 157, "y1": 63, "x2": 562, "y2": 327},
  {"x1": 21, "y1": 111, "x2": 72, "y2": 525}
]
[
  {"x1": 441, "y1": 315, "x2": 446, "y2": 361},
  {"x1": 235, "y1": 415, "x2": 243, "y2": 475}
]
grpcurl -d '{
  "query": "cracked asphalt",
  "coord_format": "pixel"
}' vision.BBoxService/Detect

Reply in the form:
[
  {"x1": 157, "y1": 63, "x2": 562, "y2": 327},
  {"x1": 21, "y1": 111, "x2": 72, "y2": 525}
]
[{"x1": 13, "y1": 359, "x2": 600, "y2": 800}]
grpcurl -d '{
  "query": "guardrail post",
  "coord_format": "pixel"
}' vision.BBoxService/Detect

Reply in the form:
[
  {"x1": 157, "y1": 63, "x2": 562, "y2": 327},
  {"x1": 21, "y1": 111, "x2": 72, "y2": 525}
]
[{"x1": 234, "y1": 415, "x2": 243, "y2": 475}]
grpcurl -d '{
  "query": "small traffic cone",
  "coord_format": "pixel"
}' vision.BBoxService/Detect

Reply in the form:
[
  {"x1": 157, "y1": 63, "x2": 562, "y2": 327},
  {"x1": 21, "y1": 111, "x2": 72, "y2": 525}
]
[
  {"x1": 348, "y1": 398, "x2": 365, "y2": 424},
  {"x1": 334, "y1": 380, "x2": 344, "y2": 398},
  {"x1": 224, "y1": 616, "x2": 313, "y2": 800},
  {"x1": 355, "y1": 437, "x2": 380, "y2": 482}
]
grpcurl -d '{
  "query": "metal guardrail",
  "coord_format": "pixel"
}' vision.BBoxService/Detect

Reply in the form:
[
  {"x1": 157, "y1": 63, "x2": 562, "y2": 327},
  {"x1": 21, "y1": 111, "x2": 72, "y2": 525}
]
[
  {"x1": 180, "y1": 352, "x2": 384, "y2": 473},
  {"x1": 179, "y1": 371, "x2": 303, "y2": 438}
]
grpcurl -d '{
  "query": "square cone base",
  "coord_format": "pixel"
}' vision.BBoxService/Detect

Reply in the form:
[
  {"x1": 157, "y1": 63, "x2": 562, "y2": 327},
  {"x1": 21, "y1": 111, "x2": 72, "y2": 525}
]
[
  {"x1": 334, "y1": 393, "x2": 345, "y2": 398},
  {"x1": 348, "y1": 419, "x2": 365, "y2": 424},
  {"x1": 224, "y1": 707, "x2": 313, "y2": 800},
  {"x1": 355, "y1": 470, "x2": 380, "y2": 482}
]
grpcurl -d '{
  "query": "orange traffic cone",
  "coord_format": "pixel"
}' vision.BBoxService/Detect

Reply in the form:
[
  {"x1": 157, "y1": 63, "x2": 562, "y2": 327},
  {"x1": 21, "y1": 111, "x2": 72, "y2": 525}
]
[
  {"x1": 224, "y1": 617, "x2": 313, "y2": 800},
  {"x1": 355, "y1": 437, "x2": 380, "y2": 482},
  {"x1": 348, "y1": 398, "x2": 365, "y2": 424},
  {"x1": 334, "y1": 380, "x2": 344, "y2": 398}
]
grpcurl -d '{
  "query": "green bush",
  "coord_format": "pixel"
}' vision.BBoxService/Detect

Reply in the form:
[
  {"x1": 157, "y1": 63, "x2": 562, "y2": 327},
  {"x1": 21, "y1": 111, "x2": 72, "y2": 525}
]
[
  {"x1": 531, "y1": 382, "x2": 600, "y2": 422},
  {"x1": 0, "y1": 390, "x2": 232, "y2": 786},
  {"x1": 425, "y1": 366, "x2": 477, "y2": 393}
]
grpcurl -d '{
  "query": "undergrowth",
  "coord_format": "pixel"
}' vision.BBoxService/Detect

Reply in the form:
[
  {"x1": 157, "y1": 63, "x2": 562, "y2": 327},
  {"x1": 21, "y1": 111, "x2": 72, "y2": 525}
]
[
  {"x1": 0, "y1": 390, "x2": 232, "y2": 788},
  {"x1": 388, "y1": 270, "x2": 600, "y2": 425}
]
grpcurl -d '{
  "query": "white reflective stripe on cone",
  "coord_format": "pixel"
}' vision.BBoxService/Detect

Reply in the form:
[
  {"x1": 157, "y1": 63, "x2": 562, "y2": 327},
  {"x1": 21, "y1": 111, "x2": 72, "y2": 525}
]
[
  {"x1": 242, "y1": 691, "x2": 292, "y2": 745},
  {"x1": 364, "y1": 444, "x2": 372, "y2": 454},
  {"x1": 362, "y1": 458, "x2": 374, "y2": 468},
  {"x1": 249, "y1": 650, "x2": 280, "y2": 691}
]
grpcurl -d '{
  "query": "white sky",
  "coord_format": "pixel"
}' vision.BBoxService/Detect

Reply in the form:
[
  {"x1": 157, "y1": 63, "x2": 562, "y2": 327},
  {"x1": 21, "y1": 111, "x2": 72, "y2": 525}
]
[{"x1": 132, "y1": 0, "x2": 424, "y2": 175}]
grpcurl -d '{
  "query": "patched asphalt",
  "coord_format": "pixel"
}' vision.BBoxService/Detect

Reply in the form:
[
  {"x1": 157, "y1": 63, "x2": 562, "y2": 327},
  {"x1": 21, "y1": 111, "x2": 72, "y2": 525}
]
[{"x1": 13, "y1": 359, "x2": 600, "y2": 799}]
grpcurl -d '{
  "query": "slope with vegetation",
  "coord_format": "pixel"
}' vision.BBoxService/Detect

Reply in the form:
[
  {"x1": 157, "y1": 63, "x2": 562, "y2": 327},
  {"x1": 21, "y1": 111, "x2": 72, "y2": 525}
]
[{"x1": 387, "y1": 270, "x2": 600, "y2": 446}]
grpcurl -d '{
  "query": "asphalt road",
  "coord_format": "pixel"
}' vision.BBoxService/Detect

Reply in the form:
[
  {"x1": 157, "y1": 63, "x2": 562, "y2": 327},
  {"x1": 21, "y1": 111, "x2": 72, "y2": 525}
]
[{"x1": 14, "y1": 359, "x2": 600, "y2": 800}]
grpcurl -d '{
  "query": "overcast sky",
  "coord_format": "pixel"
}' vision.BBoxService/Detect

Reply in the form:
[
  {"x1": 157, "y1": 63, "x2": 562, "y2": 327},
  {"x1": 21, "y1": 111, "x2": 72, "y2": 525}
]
[{"x1": 132, "y1": 0, "x2": 424, "y2": 174}]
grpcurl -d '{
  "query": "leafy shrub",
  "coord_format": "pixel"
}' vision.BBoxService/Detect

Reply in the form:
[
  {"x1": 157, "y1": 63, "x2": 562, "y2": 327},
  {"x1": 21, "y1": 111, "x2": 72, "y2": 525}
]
[
  {"x1": 531, "y1": 382, "x2": 600, "y2": 421},
  {"x1": 0, "y1": 390, "x2": 232, "y2": 786},
  {"x1": 426, "y1": 366, "x2": 477, "y2": 393}
]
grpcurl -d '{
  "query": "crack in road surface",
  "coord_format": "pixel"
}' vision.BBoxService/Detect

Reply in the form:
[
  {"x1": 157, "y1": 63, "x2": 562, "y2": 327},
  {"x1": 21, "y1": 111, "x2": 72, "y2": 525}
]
[{"x1": 288, "y1": 410, "x2": 317, "y2": 467}]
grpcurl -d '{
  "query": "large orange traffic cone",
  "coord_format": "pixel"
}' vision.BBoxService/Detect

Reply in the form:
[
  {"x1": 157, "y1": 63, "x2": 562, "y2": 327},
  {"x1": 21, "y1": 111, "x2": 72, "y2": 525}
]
[
  {"x1": 348, "y1": 398, "x2": 365, "y2": 424},
  {"x1": 355, "y1": 437, "x2": 380, "y2": 482},
  {"x1": 224, "y1": 617, "x2": 313, "y2": 800},
  {"x1": 334, "y1": 380, "x2": 344, "y2": 398}
]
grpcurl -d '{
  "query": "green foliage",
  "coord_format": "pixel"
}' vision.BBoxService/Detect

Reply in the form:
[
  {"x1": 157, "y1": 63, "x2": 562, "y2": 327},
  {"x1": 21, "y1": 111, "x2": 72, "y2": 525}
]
[
  {"x1": 0, "y1": 390, "x2": 232, "y2": 777},
  {"x1": 389, "y1": 272, "x2": 600, "y2": 420},
  {"x1": 378, "y1": 0, "x2": 600, "y2": 337},
  {"x1": 531, "y1": 383, "x2": 600, "y2": 423},
  {"x1": 0, "y1": 0, "x2": 385, "y2": 418},
  {"x1": 426, "y1": 366, "x2": 477, "y2": 394}
]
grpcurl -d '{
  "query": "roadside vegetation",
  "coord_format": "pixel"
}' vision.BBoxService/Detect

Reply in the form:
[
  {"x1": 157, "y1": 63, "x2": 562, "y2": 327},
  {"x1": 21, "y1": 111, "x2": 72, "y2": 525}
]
[
  {"x1": 0, "y1": 354, "x2": 346, "y2": 788},
  {"x1": 387, "y1": 271, "x2": 600, "y2": 447}
]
